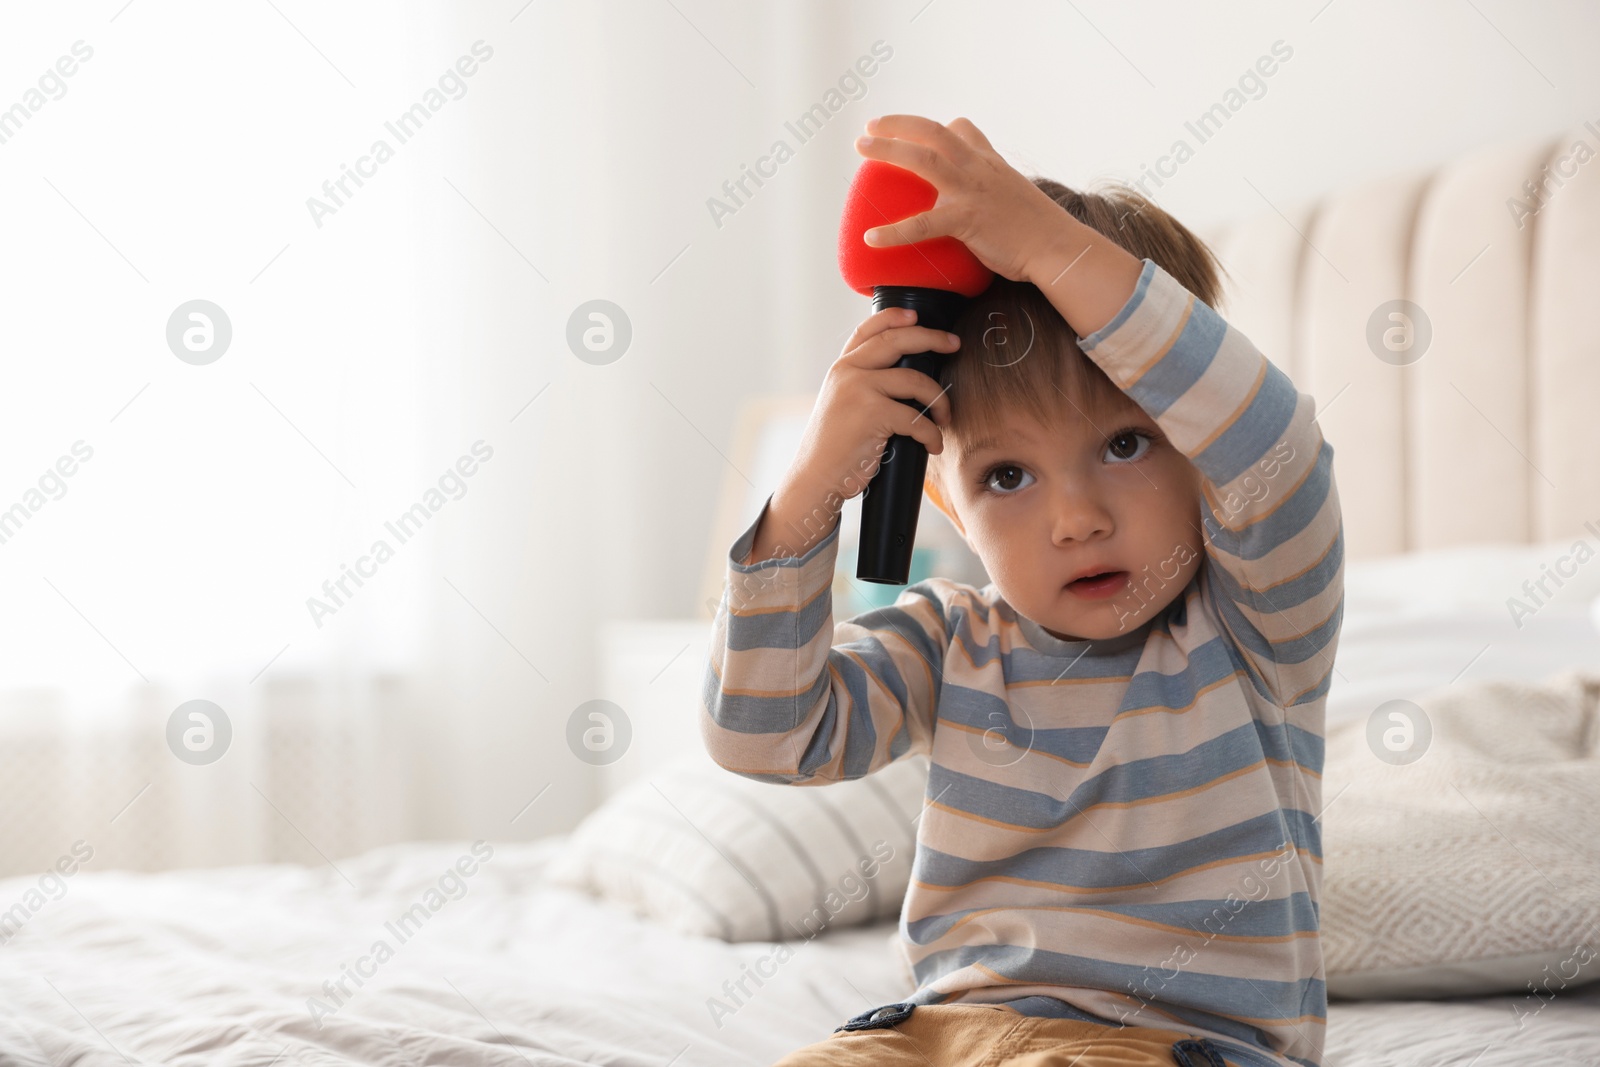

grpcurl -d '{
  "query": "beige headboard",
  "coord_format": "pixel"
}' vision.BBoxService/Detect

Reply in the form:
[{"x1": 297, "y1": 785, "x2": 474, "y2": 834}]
[{"x1": 1198, "y1": 124, "x2": 1600, "y2": 559}]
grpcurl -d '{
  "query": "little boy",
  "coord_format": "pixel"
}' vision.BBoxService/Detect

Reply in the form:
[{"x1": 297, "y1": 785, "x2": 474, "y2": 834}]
[{"x1": 702, "y1": 115, "x2": 1340, "y2": 1067}]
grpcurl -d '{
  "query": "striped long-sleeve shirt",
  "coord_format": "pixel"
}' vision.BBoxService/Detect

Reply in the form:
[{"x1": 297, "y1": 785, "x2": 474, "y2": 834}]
[{"x1": 702, "y1": 258, "x2": 1342, "y2": 1067}]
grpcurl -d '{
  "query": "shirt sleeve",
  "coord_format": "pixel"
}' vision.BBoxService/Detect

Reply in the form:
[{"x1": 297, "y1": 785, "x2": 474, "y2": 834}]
[
  {"x1": 1076, "y1": 258, "x2": 1344, "y2": 708},
  {"x1": 699, "y1": 494, "x2": 947, "y2": 784}
]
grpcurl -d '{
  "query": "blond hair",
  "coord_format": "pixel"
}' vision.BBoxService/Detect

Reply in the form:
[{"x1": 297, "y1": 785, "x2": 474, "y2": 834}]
[{"x1": 938, "y1": 179, "x2": 1229, "y2": 444}]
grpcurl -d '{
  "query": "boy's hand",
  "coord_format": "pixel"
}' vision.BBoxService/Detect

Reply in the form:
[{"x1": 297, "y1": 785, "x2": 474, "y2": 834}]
[
  {"x1": 853, "y1": 114, "x2": 1144, "y2": 338},
  {"x1": 852, "y1": 115, "x2": 1068, "y2": 283},
  {"x1": 742, "y1": 307, "x2": 958, "y2": 565}
]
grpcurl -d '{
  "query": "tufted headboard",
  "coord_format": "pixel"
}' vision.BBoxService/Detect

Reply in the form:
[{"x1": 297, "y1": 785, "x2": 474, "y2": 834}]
[{"x1": 1196, "y1": 124, "x2": 1600, "y2": 560}]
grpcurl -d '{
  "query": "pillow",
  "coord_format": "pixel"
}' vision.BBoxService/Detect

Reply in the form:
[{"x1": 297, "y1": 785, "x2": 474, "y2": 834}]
[
  {"x1": 1340, "y1": 538, "x2": 1600, "y2": 618},
  {"x1": 1329, "y1": 540, "x2": 1600, "y2": 733},
  {"x1": 1320, "y1": 670, "x2": 1600, "y2": 1000},
  {"x1": 547, "y1": 754, "x2": 928, "y2": 941}
]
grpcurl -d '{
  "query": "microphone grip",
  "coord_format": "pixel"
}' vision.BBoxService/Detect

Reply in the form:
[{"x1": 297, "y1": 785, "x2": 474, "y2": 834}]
[{"x1": 857, "y1": 286, "x2": 966, "y2": 585}]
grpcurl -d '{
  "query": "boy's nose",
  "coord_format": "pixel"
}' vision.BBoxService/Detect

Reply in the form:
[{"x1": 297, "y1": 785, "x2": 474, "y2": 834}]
[{"x1": 1050, "y1": 482, "x2": 1114, "y2": 544}]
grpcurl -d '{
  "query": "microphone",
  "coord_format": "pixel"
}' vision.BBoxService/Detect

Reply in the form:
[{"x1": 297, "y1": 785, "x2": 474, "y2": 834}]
[{"x1": 837, "y1": 159, "x2": 993, "y2": 584}]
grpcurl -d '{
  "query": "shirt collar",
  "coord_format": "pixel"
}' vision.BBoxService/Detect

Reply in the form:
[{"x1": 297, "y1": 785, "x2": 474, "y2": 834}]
[{"x1": 1010, "y1": 603, "x2": 1156, "y2": 659}]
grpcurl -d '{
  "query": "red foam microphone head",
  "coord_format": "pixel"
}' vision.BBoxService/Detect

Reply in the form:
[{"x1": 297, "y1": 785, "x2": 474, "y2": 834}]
[{"x1": 838, "y1": 159, "x2": 993, "y2": 297}]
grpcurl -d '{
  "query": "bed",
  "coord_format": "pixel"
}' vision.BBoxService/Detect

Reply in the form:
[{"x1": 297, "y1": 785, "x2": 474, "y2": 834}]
[
  {"x1": 4, "y1": 829, "x2": 1599, "y2": 1067},
  {"x1": 7, "y1": 129, "x2": 1600, "y2": 1067}
]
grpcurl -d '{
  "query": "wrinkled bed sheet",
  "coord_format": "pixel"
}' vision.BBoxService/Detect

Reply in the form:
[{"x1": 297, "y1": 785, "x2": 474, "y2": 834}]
[{"x1": 1, "y1": 837, "x2": 1597, "y2": 1066}]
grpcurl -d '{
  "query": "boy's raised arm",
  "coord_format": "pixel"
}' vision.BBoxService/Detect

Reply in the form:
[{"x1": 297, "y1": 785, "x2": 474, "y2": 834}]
[
  {"x1": 701, "y1": 494, "x2": 946, "y2": 784},
  {"x1": 1036, "y1": 243, "x2": 1343, "y2": 709}
]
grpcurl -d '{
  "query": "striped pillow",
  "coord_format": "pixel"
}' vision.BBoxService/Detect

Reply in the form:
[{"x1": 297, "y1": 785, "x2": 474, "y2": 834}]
[{"x1": 546, "y1": 755, "x2": 928, "y2": 941}]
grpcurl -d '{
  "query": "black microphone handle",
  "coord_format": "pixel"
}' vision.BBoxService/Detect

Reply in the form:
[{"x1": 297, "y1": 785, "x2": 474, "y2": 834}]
[{"x1": 856, "y1": 285, "x2": 968, "y2": 585}]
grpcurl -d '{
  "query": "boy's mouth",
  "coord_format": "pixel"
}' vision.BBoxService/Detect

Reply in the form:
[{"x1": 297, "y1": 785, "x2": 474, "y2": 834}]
[{"x1": 1064, "y1": 570, "x2": 1129, "y2": 600}]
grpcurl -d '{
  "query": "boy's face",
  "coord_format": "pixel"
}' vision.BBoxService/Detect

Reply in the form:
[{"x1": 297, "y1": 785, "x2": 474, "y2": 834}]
[{"x1": 927, "y1": 389, "x2": 1205, "y2": 642}]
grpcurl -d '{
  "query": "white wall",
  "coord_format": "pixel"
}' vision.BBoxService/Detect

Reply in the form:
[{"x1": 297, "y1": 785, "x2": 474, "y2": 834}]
[{"x1": 556, "y1": 0, "x2": 1600, "y2": 620}]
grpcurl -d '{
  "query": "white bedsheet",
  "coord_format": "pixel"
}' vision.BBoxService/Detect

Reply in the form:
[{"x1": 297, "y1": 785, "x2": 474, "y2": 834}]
[
  {"x1": 8, "y1": 544, "x2": 1600, "y2": 1066},
  {"x1": 3, "y1": 835, "x2": 1598, "y2": 1067},
  {"x1": 1, "y1": 836, "x2": 910, "y2": 1067}
]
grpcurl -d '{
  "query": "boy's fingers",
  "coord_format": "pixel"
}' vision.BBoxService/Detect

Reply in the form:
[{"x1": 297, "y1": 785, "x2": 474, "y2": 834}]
[
  {"x1": 863, "y1": 204, "x2": 961, "y2": 249},
  {"x1": 876, "y1": 368, "x2": 953, "y2": 425},
  {"x1": 843, "y1": 325, "x2": 961, "y2": 369},
  {"x1": 864, "y1": 114, "x2": 974, "y2": 163},
  {"x1": 854, "y1": 129, "x2": 961, "y2": 189},
  {"x1": 840, "y1": 306, "x2": 918, "y2": 354},
  {"x1": 946, "y1": 116, "x2": 995, "y2": 153},
  {"x1": 890, "y1": 400, "x2": 945, "y2": 455}
]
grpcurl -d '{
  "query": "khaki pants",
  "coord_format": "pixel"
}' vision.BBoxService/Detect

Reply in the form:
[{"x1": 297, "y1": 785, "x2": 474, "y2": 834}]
[{"x1": 772, "y1": 1003, "x2": 1230, "y2": 1067}]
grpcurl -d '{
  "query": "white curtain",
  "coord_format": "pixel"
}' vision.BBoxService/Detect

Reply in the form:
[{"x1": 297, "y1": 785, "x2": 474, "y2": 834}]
[{"x1": 0, "y1": 0, "x2": 888, "y2": 876}]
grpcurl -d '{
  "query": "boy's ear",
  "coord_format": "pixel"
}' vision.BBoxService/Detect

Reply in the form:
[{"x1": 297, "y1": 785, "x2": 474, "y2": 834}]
[{"x1": 922, "y1": 467, "x2": 969, "y2": 541}]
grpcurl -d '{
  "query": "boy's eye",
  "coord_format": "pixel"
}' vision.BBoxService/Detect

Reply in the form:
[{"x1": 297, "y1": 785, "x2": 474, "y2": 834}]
[
  {"x1": 1105, "y1": 430, "x2": 1152, "y2": 463},
  {"x1": 983, "y1": 464, "x2": 1034, "y2": 494}
]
